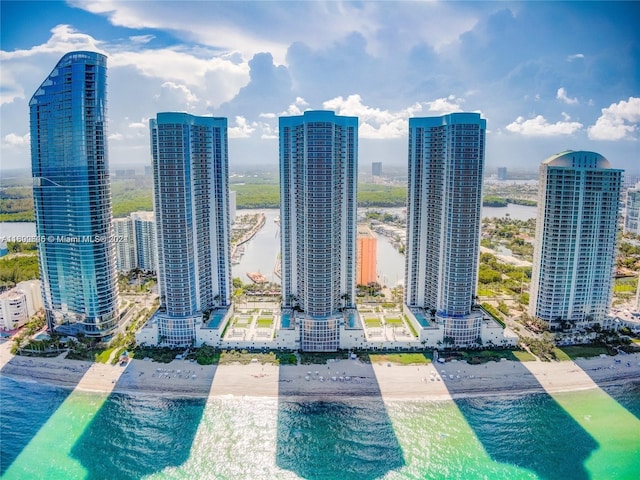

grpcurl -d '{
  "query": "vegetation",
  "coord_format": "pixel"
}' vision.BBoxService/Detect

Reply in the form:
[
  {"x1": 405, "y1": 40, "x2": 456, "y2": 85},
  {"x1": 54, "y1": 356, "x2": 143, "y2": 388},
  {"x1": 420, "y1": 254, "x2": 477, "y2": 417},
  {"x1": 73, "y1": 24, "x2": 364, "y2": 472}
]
[
  {"x1": 11, "y1": 313, "x2": 47, "y2": 354},
  {"x1": 0, "y1": 187, "x2": 34, "y2": 222},
  {"x1": 445, "y1": 349, "x2": 534, "y2": 364},
  {"x1": 365, "y1": 210, "x2": 402, "y2": 224},
  {"x1": 481, "y1": 303, "x2": 506, "y2": 327},
  {"x1": 298, "y1": 350, "x2": 350, "y2": 365},
  {"x1": 520, "y1": 334, "x2": 557, "y2": 361},
  {"x1": 369, "y1": 352, "x2": 431, "y2": 365},
  {"x1": 6, "y1": 241, "x2": 37, "y2": 253},
  {"x1": 555, "y1": 344, "x2": 615, "y2": 360},
  {"x1": 0, "y1": 253, "x2": 39, "y2": 287},
  {"x1": 132, "y1": 345, "x2": 184, "y2": 363},
  {"x1": 231, "y1": 184, "x2": 280, "y2": 208},
  {"x1": 483, "y1": 195, "x2": 508, "y2": 207},
  {"x1": 357, "y1": 184, "x2": 406, "y2": 207},
  {"x1": 256, "y1": 317, "x2": 274, "y2": 328},
  {"x1": 507, "y1": 198, "x2": 537, "y2": 207}
]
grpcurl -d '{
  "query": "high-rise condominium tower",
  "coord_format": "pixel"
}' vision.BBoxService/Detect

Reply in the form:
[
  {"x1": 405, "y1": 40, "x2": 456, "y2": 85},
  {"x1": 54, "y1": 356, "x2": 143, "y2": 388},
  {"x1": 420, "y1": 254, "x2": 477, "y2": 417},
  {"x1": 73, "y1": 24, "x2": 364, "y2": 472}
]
[
  {"x1": 30, "y1": 51, "x2": 119, "y2": 337},
  {"x1": 151, "y1": 113, "x2": 232, "y2": 345},
  {"x1": 280, "y1": 111, "x2": 358, "y2": 351},
  {"x1": 624, "y1": 185, "x2": 640, "y2": 236},
  {"x1": 529, "y1": 151, "x2": 622, "y2": 330},
  {"x1": 131, "y1": 211, "x2": 157, "y2": 272},
  {"x1": 405, "y1": 112, "x2": 486, "y2": 345}
]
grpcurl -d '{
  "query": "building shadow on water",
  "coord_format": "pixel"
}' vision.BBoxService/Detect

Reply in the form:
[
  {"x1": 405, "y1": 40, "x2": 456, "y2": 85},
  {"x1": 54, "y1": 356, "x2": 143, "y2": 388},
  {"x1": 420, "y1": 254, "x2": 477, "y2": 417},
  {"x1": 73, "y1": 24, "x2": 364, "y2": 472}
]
[
  {"x1": 0, "y1": 354, "x2": 91, "y2": 475},
  {"x1": 570, "y1": 352, "x2": 640, "y2": 420},
  {"x1": 275, "y1": 357, "x2": 405, "y2": 480},
  {"x1": 441, "y1": 359, "x2": 598, "y2": 480},
  {"x1": 70, "y1": 356, "x2": 216, "y2": 479}
]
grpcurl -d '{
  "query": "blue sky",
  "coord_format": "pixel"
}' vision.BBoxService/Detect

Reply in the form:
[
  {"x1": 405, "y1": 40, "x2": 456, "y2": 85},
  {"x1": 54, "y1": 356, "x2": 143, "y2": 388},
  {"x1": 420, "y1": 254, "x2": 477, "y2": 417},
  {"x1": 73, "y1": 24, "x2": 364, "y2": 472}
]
[{"x1": 1, "y1": 0, "x2": 639, "y2": 173}]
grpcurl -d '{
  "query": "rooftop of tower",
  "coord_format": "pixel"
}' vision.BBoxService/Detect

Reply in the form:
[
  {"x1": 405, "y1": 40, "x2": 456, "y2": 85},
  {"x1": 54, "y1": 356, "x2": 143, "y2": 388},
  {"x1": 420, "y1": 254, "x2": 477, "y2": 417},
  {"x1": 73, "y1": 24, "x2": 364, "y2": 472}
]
[{"x1": 542, "y1": 150, "x2": 615, "y2": 169}]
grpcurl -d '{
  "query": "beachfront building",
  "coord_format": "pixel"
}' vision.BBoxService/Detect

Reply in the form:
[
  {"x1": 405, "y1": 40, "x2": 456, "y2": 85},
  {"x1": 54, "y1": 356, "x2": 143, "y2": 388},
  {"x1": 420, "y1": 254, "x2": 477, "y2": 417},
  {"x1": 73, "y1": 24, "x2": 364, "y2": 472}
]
[
  {"x1": 0, "y1": 281, "x2": 43, "y2": 331},
  {"x1": 30, "y1": 51, "x2": 119, "y2": 338},
  {"x1": 151, "y1": 113, "x2": 232, "y2": 346},
  {"x1": 131, "y1": 211, "x2": 157, "y2": 272},
  {"x1": 624, "y1": 185, "x2": 640, "y2": 235},
  {"x1": 357, "y1": 225, "x2": 378, "y2": 286},
  {"x1": 280, "y1": 110, "x2": 358, "y2": 351},
  {"x1": 529, "y1": 151, "x2": 623, "y2": 331},
  {"x1": 113, "y1": 217, "x2": 136, "y2": 272},
  {"x1": 404, "y1": 113, "x2": 486, "y2": 346}
]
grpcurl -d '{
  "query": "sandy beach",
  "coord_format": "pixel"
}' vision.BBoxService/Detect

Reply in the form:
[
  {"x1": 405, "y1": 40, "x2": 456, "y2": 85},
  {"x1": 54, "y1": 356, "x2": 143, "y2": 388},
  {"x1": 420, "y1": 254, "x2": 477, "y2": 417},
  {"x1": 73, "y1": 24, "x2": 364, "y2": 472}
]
[{"x1": 1, "y1": 341, "x2": 639, "y2": 401}]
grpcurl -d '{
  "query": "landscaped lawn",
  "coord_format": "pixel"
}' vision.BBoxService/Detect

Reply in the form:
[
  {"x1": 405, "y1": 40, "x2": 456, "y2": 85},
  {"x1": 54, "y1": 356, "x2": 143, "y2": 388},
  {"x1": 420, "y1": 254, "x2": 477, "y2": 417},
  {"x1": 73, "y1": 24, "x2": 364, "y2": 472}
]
[
  {"x1": 556, "y1": 345, "x2": 613, "y2": 360},
  {"x1": 256, "y1": 316, "x2": 274, "y2": 328},
  {"x1": 453, "y1": 349, "x2": 534, "y2": 364},
  {"x1": 512, "y1": 350, "x2": 536, "y2": 362},
  {"x1": 370, "y1": 353, "x2": 431, "y2": 365},
  {"x1": 232, "y1": 318, "x2": 249, "y2": 328},
  {"x1": 385, "y1": 317, "x2": 403, "y2": 326},
  {"x1": 365, "y1": 317, "x2": 382, "y2": 328}
]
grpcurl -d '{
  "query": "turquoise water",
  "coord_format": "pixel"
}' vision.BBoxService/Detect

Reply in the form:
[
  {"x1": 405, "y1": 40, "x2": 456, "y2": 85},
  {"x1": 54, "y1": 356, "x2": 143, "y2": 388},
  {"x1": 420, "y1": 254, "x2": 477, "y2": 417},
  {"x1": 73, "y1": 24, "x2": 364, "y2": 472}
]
[{"x1": 1, "y1": 376, "x2": 639, "y2": 480}]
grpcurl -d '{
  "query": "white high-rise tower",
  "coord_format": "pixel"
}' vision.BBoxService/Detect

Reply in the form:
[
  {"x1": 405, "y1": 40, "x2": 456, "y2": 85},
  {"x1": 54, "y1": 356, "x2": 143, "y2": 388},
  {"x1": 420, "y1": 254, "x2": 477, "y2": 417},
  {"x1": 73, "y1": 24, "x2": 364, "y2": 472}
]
[
  {"x1": 529, "y1": 151, "x2": 622, "y2": 330},
  {"x1": 279, "y1": 111, "x2": 358, "y2": 352},
  {"x1": 405, "y1": 112, "x2": 486, "y2": 346},
  {"x1": 151, "y1": 113, "x2": 232, "y2": 346}
]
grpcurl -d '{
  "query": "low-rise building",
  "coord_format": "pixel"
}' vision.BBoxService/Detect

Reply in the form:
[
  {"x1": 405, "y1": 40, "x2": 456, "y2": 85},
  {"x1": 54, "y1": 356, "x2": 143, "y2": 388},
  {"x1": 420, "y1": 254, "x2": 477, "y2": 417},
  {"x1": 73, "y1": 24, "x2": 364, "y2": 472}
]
[{"x1": 0, "y1": 280, "x2": 42, "y2": 331}]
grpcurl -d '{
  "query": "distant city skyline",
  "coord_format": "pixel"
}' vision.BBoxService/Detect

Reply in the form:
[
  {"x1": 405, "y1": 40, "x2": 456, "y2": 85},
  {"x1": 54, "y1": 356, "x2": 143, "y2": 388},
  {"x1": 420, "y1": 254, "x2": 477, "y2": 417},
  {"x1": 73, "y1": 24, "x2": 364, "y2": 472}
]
[{"x1": 1, "y1": 1, "x2": 638, "y2": 173}]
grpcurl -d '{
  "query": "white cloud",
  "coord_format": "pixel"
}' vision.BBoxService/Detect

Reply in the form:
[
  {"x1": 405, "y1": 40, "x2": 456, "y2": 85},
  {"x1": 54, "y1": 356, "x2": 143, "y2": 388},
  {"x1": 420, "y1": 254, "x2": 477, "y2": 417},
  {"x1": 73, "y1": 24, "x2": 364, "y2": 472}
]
[
  {"x1": 506, "y1": 115, "x2": 583, "y2": 136},
  {"x1": 110, "y1": 49, "x2": 249, "y2": 91},
  {"x1": 129, "y1": 34, "x2": 154, "y2": 44},
  {"x1": 557, "y1": 87, "x2": 578, "y2": 105},
  {"x1": 259, "y1": 113, "x2": 276, "y2": 119},
  {"x1": 588, "y1": 97, "x2": 640, "y2": 141},
  {"x1": 228, "y1": 116, "x2": 256, "y2": 138},
  {"x1": 0, "y1": 24, "x2": 104, "y2": 61},
  {"x1": 566, "y1": 53, "x2": 585, "y2": 61},
  {"x1": 128, "y1": 121, "x2": 148, "y2": 129},
  {"x1": 108, "y1": 132, "x2": 124, "y2": 141},
  {"x1": 426, "y1": 95, "x2": 465, "y2": 114},
  {"x1": 323, "y1": 94, "x2": 431, "y2": 139},
  {"x1": 259, "y1": 122, "x2": 278, "y2": 140},
  {"x1": 0, "y1": 24, "x2": 250, "y2": 110},
  {"x1": 279, "y1": 97, "x2": 310, "y2": 116},
  {"x1": 160, "y1": 82, "x2": 199, "y2": 104},
  {"x1": 3, "y1": 132, "x2": 30, "y2": 147}
]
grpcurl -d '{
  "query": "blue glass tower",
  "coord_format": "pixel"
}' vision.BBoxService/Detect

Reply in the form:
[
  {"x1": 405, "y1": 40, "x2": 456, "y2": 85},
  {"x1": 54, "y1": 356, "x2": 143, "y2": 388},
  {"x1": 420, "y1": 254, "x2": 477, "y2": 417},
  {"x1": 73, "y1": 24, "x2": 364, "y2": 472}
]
[
  {"x1": 280, "y1": 111, "x2": 358, "y2": 352},
  {"x1": 151, "y1": 113, "x2": 232, "y2": 346},
  {"x1": 30, "y1": 51, "x2": 119, "y2": 337}
]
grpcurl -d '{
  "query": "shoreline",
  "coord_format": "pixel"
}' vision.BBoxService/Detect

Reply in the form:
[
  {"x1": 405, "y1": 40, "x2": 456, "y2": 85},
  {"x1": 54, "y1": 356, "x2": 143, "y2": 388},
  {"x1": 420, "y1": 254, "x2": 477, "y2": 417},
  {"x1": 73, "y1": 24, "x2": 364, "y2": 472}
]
[{"x1": 2, "y1": 342, "x2": 639, "y2": 401}]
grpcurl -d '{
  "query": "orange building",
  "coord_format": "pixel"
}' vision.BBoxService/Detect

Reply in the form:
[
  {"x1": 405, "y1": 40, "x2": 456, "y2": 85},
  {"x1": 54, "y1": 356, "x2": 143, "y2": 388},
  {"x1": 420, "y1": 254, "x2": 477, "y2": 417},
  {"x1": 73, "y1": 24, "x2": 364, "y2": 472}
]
[{"x1": 357, "y1": 225, "x2": 378, "y2": 285}]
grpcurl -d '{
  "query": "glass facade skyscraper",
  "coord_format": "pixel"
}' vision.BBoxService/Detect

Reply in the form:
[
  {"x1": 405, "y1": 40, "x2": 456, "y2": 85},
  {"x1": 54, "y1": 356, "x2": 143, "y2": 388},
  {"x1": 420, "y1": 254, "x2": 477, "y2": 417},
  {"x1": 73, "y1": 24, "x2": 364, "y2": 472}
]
[
  {"x1": 529, "y1": 151, "x2": 622, "y2": 330},
  {"x1": 405, "y1": 113, "x2": 486, "y2": 346},
  {"x1": 151, "y1": 113, "x2": 232, "y2": 346},
  {"x1": 29, "y1": 51, "x2": 119, "y2": 338},
  {"x1": 279, "y1": 111, "x2": 358, "y2": 352}
]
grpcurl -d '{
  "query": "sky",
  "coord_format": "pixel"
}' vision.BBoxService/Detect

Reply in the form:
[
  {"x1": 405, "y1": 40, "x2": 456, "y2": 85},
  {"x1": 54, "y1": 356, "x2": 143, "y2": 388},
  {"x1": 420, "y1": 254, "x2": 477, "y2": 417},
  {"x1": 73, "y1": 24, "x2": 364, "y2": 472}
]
[{"x1": 1, "y1": 0, "x2": 639, "y2": 174}]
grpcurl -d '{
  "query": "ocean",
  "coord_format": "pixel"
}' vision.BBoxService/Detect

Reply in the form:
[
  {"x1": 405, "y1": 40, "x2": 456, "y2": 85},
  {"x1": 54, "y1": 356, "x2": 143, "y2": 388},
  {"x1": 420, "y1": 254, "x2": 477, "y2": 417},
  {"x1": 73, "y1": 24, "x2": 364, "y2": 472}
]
[{"x1": 1, "y1": 376, "x2": 638, "y2": 480}]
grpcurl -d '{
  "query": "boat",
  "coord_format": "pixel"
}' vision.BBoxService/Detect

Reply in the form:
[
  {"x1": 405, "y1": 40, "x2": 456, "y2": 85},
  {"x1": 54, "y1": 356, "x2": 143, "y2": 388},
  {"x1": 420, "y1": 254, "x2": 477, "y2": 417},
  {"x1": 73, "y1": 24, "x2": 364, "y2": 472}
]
[{"x1": 247, "y1": 271, "x2": 268, "y2": 283}]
